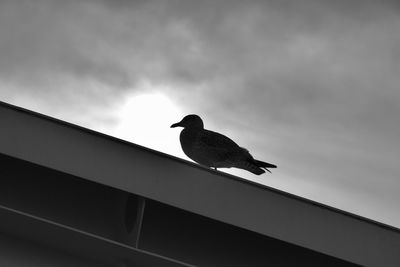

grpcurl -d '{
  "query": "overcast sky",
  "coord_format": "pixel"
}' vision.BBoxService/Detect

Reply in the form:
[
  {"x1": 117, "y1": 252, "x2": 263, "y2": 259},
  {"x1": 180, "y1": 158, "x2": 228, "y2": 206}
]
[{"x1": 1, "y1": 0, "x2": 400, "y2": 227}]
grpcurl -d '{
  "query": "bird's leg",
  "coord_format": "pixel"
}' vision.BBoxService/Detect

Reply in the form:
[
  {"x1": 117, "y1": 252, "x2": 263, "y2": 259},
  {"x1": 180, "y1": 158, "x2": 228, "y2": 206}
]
[{"x1": 213, "y1": 167, "x2": 218, "y2": 171}]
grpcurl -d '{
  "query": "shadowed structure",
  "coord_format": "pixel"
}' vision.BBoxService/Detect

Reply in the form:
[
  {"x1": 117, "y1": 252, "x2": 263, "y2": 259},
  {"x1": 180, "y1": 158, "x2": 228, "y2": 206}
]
[{"x1": 171, "y1": 114, "x2": 277, "y2": 175}]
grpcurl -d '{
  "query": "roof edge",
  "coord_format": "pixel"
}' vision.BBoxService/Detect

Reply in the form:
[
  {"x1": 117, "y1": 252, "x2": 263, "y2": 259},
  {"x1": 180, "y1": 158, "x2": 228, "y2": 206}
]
[{"x1": 0, "y1": 100, "x2": 399, "y2": 233}]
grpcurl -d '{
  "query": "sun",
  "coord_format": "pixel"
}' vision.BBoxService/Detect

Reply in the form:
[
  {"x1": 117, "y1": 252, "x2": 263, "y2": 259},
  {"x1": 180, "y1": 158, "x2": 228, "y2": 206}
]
[{"x1": 112, "y1": 89, "x2": 185, "y2": 159}]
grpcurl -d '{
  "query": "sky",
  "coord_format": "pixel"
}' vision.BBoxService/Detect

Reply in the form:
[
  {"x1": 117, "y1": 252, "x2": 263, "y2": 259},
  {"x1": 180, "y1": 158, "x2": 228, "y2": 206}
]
[{"x1": 1, "y1": 0, "x2": 400, "y2": 227}]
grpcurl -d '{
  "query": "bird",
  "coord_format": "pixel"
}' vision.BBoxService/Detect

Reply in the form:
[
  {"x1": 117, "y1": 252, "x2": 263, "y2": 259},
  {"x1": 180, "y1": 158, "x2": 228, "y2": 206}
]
[{"x1": 171, "y1": 114, "x2": 277, "y2": 175}]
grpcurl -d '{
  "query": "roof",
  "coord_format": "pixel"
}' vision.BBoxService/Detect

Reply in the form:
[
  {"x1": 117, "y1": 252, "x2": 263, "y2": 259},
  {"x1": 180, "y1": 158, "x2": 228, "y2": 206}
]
[{"x1": 0, "y1": 100, "x2": 399, "y2": 267}]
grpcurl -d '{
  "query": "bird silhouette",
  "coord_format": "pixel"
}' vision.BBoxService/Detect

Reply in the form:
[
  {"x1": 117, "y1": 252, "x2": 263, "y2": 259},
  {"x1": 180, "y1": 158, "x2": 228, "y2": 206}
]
[{"x1": 171, "y1": 114, "x2": 277, "y2": 175}]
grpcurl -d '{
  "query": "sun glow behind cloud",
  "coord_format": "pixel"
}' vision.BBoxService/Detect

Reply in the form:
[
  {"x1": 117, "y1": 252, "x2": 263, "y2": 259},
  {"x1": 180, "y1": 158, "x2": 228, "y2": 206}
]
[{"x1": 111, "y1": 82, "x2": 185, "y2": 158}]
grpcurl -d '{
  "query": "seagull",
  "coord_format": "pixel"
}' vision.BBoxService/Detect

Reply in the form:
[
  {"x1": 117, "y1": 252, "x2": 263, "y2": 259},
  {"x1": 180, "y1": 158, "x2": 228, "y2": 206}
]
[{"x1": 171, "y1": 114, "x2": 277, "y2": 175}]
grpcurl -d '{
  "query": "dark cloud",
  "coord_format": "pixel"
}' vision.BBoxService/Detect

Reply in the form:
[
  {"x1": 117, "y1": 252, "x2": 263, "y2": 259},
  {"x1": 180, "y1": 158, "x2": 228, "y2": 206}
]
[{"x1": 0, "y1": 1, "x2": 132, "y2": 98}]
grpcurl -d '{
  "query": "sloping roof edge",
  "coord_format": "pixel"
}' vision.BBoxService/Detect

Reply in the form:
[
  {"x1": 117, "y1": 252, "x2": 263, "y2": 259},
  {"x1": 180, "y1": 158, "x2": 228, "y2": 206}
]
[{"x1": 1, "y1": 100, "x2": 399, "y2": 266}]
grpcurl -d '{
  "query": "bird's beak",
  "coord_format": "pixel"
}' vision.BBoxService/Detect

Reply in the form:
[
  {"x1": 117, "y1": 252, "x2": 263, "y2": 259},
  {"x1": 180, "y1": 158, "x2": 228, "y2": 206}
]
[{"x1": 170, "y1": 122, "x2": 181, "y2": 128}]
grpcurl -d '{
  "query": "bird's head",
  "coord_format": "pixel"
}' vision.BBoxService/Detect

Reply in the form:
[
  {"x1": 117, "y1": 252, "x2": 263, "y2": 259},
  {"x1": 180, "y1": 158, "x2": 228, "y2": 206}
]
[{"x1": 171, "y1": 114, "x2": 204, "y2": 129}]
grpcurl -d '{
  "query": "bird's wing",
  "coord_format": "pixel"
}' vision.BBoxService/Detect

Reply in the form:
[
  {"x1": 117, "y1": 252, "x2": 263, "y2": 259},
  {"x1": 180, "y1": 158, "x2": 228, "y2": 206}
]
[
  {"x1": 187, "y1": 130, "x2": 239, "y2": 166},
  {"x1": 198, "y1": 130, "x2": 240, "y2": 151},
  {"x1": 194, "y1": 130, "x2": 242, "y2": 165}
]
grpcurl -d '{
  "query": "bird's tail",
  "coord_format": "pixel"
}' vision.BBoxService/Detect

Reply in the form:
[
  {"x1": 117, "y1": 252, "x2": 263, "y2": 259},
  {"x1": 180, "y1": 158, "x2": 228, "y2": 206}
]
[
  {"x1": 236, "y1": 147, "x2": 277, "y2": 175},
  {"x1": 253, "y1": 159, "x2": 277, "y2": 173},
  {"x1": 234, "y1": 161, "x2": 266, "y2": 175}
]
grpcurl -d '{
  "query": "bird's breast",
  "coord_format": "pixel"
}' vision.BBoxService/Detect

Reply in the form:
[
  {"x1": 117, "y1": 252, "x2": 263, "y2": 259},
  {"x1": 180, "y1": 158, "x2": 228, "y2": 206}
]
[
  {"x1": 179, "y1": 129, "x2": 214, "y2": 166},
  {"x1": 179, "y1": 129, "x2": 198, "y2": 154}
]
